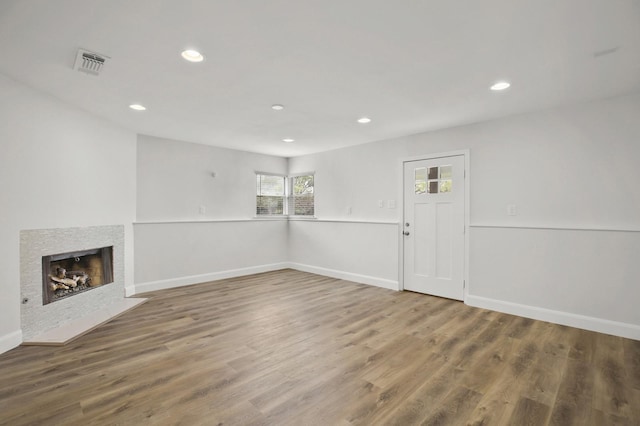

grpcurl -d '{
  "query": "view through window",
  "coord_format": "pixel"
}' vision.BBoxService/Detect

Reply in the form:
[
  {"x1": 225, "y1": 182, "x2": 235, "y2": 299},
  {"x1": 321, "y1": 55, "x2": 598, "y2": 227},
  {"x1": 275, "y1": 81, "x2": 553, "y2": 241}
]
[{"x1": 256, "y1": 174, "x2": 314, "y2": 216}]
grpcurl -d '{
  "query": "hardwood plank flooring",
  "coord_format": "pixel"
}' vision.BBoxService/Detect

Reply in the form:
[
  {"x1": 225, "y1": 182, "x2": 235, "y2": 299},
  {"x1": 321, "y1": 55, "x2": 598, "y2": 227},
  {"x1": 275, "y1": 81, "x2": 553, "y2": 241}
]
[{"x1": 0, "y1": 269, "x2": 638, "y2": 425}]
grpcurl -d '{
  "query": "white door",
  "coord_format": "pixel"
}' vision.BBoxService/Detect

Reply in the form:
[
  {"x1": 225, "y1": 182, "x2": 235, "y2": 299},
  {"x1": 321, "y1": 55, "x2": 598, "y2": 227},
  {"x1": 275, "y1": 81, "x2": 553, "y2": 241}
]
[{"x1": 403, "y1": 155, "x2": 465, "y2": 300}]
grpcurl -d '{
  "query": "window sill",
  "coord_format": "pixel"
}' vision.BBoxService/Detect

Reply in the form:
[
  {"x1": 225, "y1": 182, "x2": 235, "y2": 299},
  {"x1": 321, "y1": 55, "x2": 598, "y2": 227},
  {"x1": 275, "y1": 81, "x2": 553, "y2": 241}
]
[
  {"x1": 252, "y1": 215, "x2": 288, "y2": 220},
  {"x1": 253, "y1": 216, "x2": 317, "y2": 220}
]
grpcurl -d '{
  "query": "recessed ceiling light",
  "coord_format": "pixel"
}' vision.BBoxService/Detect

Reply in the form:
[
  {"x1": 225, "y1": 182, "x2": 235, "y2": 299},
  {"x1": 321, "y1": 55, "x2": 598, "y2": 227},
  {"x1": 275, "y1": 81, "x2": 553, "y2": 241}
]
[
  {"x1": 282, "y1": 138, "x2": 295, "y2": 143},
  {"x1": 129, "y1": 104, "x2": 146, "y2": 111},
  {"x1": 357, "y1": 117, "x2": 372, "y2": 124},
  {"x1": 181, "y1": 49, "x2": 204, "y2": 63},
  {"x1": 272, "y1": 104, "x2": 285, "y2": 111},
  {"x1": 490, "y1": 81, "x2": 511, "y2": 91}
]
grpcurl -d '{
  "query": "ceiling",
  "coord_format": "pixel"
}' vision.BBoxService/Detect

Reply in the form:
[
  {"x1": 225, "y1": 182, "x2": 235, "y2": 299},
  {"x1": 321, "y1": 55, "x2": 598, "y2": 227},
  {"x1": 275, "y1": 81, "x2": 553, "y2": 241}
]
[{"x1": 1, "y1": 1, "x2": 639, "y2": 157}]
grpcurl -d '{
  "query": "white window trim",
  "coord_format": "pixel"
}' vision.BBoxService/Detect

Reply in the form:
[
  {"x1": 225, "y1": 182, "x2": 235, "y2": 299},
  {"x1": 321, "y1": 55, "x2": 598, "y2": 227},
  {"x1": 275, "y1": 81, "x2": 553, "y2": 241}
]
[{"x1": 255, "y1": 172, "x2": 315, "y2": 218}]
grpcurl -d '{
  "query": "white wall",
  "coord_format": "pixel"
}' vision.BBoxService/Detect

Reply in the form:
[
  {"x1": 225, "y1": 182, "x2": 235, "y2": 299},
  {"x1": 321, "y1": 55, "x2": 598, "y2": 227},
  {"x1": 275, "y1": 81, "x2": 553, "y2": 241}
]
[
  {"x1": 137, "y1": 135, "x2": 287, "y2": 221},
  {"x1": 287, "y1": 136, "x2": 403, "y2": 290},
  {"x1": 469, "y1": 226, "x2": 640, "y2": 336},
  {"x1": 288, "y1": 219, "x2": 399, "y2": 290},
  {"x1": 400, "y1": 94, "x2": 640, "y2": 229},
  {"x1": 134, "y1": 220, "x2": 288, "y2": 293},
  {"x1": 289, "y1": 141, "x2": 401, "y2": 221},
  {"x1": 289, "y1": 92, "x2": 640, "y2": 339},
  {"x1": 134, "y1": 135, "x2": 289, "y2": 293},
  {"x1": 0, "y1": 73, "x2": 137, "y2": 353},
  {"x1": 290, "y1": 92, "x2": 640, "y2": 226}
]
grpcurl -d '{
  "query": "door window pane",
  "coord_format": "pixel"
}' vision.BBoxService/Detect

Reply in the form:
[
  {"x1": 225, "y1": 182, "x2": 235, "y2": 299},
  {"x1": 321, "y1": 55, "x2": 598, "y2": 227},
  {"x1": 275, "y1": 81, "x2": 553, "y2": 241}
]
[
  {"x1": 428, "y1": 167, "x2": 439, "y2": 180},
  {"x1": 415, "y1": 165, "x2": 454, "y2": 195},
  {"x1": 415, "y1": 168, "x2": 426, "y2": 194}
]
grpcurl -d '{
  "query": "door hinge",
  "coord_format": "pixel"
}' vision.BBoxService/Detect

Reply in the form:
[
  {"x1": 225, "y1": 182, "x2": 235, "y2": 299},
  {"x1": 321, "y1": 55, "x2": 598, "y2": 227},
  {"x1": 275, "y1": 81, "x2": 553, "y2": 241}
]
[{"x1": 463, "y1": 280, "x2": 466, "y2": 289}]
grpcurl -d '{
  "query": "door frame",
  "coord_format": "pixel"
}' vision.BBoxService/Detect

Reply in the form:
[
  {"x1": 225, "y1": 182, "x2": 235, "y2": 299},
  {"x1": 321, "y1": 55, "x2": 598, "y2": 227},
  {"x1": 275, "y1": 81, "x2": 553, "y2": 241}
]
[{"x1": 398, "y1": 150, "x2": 470, "y2": 300}]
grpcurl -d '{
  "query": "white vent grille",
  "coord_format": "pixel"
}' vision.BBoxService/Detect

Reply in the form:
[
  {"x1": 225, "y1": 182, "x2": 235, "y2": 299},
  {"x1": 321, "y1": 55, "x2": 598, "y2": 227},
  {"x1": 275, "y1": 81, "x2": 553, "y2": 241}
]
[{"x1": 73, "y1": 49, "x2": 109, "y2": 76}]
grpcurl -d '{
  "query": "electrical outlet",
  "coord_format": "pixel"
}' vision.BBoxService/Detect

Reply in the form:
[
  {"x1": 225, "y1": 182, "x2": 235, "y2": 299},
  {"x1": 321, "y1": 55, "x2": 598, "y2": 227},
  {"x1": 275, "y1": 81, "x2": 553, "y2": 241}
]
[
  {"x1": 507, "y1": 204, "x2": 517, "y2": 216},
  {"x1": 199, "y1": 205, "x2": 206, "y2": 215},
  {"x1": 378, "y1": 200, "x2": 384, "y2": 208},
  {"x1": 347, "y1": 206, "x2": 352, "y2": 215},
  {"x1": 387, "y1": 200, "x2": 396, "y2": 209}
]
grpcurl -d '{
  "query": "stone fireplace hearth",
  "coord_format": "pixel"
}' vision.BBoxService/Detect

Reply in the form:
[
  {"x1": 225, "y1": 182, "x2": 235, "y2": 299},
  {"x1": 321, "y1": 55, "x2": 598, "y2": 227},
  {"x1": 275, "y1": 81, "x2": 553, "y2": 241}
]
[{"x1": 20, "y1": 225, "x2": 143, "y2": 343}]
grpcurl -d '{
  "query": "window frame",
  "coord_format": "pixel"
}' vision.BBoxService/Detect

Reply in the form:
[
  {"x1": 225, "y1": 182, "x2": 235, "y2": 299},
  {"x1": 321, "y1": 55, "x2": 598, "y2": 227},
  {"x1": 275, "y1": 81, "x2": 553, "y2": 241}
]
[
  {"x1": 288, "y1": 173, "x2": 315, "y2": 217},
  {"x1": 256, "y1": 172, "x2": 287, "y2": 217},
  {"x1": 255, "y1": 172, "x2": 315, "y2": 218}
]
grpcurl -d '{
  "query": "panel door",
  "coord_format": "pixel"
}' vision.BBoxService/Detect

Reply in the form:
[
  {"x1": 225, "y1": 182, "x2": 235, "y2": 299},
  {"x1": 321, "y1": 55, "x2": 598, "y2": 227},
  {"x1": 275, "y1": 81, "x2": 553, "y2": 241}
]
[{"x1": 403, "y1": 155, "x2": 465, "y2": 300}]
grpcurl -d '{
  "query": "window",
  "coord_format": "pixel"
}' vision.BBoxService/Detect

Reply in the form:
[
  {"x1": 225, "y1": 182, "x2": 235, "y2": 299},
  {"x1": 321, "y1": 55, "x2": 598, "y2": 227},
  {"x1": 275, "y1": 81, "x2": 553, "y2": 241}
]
[
  {"x1": 290, "y1": 175, "x2": 314, "y2": 216},
  {"x1": 415, "y1": 165, "x2": 452, "y2": 195},
  {"x1": 256, "y1": 174, "x2": 285, "y2": 215},
  {"x1": 256, "y1": 173, "x2": 314, "y2": 216}
]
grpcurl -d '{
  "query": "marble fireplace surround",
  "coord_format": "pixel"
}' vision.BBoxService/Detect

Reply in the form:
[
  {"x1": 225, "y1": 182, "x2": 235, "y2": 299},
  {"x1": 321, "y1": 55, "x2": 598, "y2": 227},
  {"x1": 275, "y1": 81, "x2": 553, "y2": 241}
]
[{"x1": 20, "y1": 225, "x2": 145, "y2": 344}]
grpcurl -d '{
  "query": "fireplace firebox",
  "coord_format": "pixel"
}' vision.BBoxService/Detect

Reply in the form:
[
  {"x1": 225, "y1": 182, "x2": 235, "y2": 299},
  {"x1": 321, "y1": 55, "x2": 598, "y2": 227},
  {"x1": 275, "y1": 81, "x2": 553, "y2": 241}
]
[{"x1": 42, "y1": 246, "x2": 114, "y2": 305}]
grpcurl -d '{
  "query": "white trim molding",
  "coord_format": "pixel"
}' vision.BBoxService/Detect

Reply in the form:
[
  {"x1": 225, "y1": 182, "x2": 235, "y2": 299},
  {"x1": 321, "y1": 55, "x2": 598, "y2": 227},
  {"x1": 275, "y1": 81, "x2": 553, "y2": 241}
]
[
  {"x1": 470, "y1": 223, "x2": 640, "y2": 233},
  {"x1": 134, "y1": 218, "x2": 288, "y2": 225},
  {"x1": 134, "y1": 262, "x2": 400, "y2": 295},
  {"x1": 466, "y1": 295, "x2": 640, "y2": 341},
  {"x1": 288, "y1": 218, "x2": 398, "y2": 225},
  {"x1": 132, "y1": 262, "x2": 290, "y2": 294},
  {"x1": 288, "y1": 262, "x2": 399, "y2": 291},
  {"x1": 0, "y1": 330, "x2": 23, "y2": 354}
]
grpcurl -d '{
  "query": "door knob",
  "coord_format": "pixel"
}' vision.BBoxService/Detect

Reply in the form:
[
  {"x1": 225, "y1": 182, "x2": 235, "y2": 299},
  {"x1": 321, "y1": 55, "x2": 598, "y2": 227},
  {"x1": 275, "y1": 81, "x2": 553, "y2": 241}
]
[{"x1": 403, "y1": 231, "x2": 410, "y2": 236}]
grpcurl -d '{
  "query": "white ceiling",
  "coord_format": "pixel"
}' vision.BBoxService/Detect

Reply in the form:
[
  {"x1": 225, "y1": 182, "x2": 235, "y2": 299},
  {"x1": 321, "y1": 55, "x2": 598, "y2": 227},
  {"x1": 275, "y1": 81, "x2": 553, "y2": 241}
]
[{"x1": 1, "y1": 0, "x2": 639, "y2": 157}]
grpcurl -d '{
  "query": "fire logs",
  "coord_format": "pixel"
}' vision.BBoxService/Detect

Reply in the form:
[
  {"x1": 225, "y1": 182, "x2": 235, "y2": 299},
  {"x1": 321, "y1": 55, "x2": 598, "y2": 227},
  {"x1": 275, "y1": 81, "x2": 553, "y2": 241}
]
[{"x1": 48, "y1": 268, "x2": 91, "y2": 292}]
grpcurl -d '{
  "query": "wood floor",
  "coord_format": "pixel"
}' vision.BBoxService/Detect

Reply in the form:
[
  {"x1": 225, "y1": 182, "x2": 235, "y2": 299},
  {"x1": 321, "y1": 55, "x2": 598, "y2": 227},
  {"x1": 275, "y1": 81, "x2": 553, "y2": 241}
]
[{"x1": 1, "y1": 270, "x2": 639, "y2": 425}]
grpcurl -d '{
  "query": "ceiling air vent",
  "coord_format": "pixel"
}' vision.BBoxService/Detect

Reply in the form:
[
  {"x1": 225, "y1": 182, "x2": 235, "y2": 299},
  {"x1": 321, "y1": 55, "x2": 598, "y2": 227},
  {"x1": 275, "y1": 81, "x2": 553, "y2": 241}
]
[{"x1": 73, "y1": 49, "x2": 109, "y2": 76}]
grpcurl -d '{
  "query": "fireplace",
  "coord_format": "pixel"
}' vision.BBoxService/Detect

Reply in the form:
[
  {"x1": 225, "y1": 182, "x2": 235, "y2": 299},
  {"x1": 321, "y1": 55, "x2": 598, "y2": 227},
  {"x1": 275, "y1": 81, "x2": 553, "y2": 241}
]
[
  {"x1": 42, "y1": 246, "x2": 114, "y2": 305},
  {"x1": 20, "y1": 225, "x2": 128, "y2": 341}
]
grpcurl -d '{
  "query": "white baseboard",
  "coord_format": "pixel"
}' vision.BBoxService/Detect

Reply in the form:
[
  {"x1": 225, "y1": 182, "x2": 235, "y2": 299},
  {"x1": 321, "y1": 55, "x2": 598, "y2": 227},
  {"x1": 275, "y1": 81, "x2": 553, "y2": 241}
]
[
  {"x1": 0, "y1": 330, "x2": 23, "y2": 355},
  {"x1": 466, "y1": 295, "x2": 640, "y2": 341},
  {"x1": 134, "y1": 262, "x2": 398, "y2": 296},
  {"x1": 133, "y1": 262, "x2": 290, "y2": 294},
  {"x1": 287, "y1": 262, "x2": 399, "y2": 291}
]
